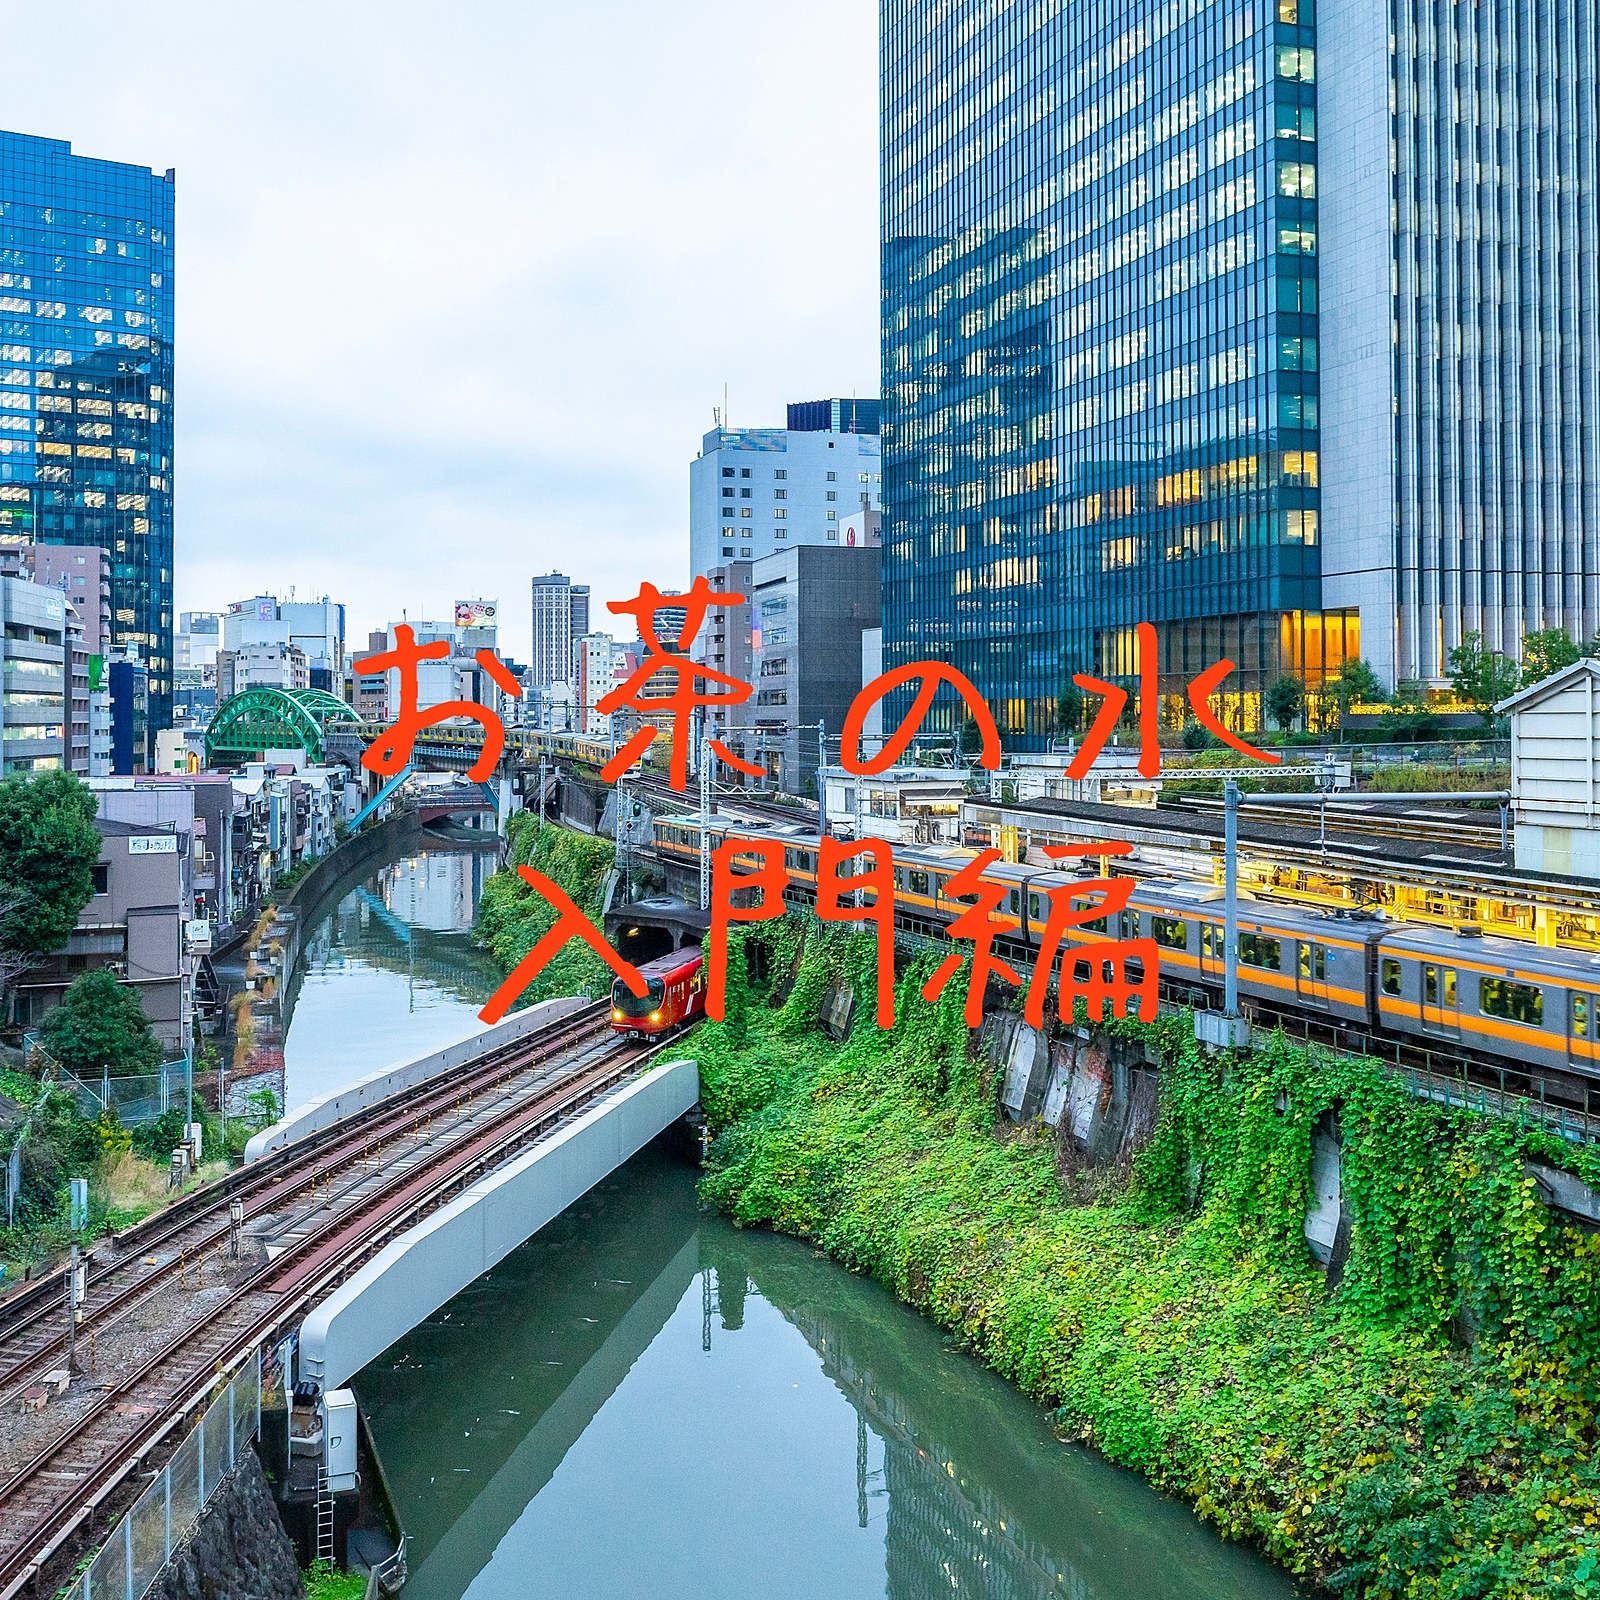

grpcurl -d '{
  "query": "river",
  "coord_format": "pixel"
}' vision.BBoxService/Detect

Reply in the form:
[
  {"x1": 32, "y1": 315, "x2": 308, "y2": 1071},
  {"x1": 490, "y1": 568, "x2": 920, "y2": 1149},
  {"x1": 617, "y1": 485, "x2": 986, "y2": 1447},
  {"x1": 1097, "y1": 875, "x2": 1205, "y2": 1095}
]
[{"x1": 282, "y1": 840, "x2": 1299, "y2": 1600}]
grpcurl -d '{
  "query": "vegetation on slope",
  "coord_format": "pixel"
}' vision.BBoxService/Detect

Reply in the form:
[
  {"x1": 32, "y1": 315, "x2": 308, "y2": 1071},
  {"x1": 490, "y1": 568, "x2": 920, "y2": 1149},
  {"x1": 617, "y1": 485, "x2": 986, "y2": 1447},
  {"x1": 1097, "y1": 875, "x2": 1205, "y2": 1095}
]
[
  {"x1": 475, "y1": 816, "x2": 616, "y2": 1009},
  {"x1": 696, "y1": 919, "x2": 1600, "y2": 1600}
]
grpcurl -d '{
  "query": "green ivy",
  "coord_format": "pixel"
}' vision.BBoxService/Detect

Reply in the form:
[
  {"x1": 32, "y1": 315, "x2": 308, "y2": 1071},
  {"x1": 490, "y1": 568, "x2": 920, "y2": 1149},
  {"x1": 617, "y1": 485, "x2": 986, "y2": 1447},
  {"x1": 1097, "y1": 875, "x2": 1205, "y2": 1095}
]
[
  {"x1": 696, "y1": 917, "x2": 1600, "y2": 1599},
  {"x1": 475, "y1": 818, "x2": 616, "y2": 1008}
]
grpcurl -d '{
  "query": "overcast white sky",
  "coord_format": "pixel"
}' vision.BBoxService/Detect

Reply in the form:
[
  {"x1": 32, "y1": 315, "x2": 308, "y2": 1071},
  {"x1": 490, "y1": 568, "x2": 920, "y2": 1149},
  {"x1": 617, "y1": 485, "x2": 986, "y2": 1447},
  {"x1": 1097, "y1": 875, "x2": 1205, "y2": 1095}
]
[{"x1": 8, "y1": 2, "x2": 879, "y2": 662}]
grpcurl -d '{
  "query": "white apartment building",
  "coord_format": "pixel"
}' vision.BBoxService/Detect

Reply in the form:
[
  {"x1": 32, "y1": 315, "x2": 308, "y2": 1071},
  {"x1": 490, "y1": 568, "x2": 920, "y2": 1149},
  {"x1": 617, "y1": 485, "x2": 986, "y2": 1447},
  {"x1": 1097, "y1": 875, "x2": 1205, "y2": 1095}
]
[{"x1": 689, "y1": 400, "x2": 882, "y2": 579}]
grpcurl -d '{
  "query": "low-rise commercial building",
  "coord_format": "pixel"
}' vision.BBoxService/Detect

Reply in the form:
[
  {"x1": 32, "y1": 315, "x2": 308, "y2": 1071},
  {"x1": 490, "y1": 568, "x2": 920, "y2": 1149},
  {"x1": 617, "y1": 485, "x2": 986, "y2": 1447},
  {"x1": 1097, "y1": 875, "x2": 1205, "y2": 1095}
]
[
  {"x1": 14, "y1": 817, "x2": 194, "y2": 1058},
  {"x1": 1, "y1": 575, "x2": 67, "y2": 774}
]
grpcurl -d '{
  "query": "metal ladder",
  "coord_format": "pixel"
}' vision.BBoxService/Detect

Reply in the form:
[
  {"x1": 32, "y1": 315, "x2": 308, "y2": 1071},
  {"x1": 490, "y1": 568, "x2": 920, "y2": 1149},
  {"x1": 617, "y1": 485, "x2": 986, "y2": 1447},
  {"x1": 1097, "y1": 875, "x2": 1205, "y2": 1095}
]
[{"x1": 316, "y1": 1466, "x2": 335, "y2": 1565}]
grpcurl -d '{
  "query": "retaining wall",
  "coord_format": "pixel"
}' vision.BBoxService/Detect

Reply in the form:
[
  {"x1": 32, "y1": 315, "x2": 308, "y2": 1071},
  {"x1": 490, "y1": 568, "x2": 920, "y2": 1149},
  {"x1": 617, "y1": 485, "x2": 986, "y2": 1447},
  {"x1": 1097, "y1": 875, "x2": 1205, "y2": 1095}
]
[
  {"x1": 242, "y1": 996, "x2": 590, "y2": 1162},
  {"x1": 298, "y1": 1057, "x2": 700, "y2": 1390}
]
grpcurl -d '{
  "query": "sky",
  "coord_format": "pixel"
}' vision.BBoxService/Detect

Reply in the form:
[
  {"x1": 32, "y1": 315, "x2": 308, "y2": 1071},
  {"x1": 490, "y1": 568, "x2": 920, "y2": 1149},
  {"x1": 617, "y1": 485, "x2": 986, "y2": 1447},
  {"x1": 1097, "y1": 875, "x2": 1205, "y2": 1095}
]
[{"x1": 8, "y1": 2, "x2": 880, "y2": 663}]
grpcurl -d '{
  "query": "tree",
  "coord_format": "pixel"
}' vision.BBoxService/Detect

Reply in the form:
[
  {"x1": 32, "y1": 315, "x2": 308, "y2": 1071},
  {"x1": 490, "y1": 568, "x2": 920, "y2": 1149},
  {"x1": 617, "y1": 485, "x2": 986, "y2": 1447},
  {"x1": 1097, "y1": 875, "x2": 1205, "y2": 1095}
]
[
  {"x1": 1447, "y1": 633, "x2": 1521, "y2": 727},
  {"x1": 958, "y1": 712, "x2": 984, "y2": 759},
  {"x1": 0, "y1": 771, "x2": 100, "y2": 994},
  {"x1": 1182, "y1": 722, "x2": 1218, "y2": 751},
  {"x1": 1264, "y1": 674, "x2": 1305, "y2": 732},
  {"x1": 1055, "y1": 679, "x2": 1085, "y2": 737},
  {"x1": 1329, "y1": 658, "x2": 1385, "y2": 711},
  {"x1": 40, "y1": 969, "x2": 162, "y2": 1077},
  {"x1": 1521, "y1": 627, "x2": 1581, "y2": 688}
]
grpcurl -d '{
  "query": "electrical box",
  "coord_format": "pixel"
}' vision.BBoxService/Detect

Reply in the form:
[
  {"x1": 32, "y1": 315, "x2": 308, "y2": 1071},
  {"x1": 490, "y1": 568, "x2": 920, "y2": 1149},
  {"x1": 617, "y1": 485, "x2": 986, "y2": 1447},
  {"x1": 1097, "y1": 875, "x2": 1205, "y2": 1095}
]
[
  {"x1": 185, "y1": 1122, "x2": 204, "y2": 1163},
  {"x1": 323, "y1": 1388, "x2": 359, "y2": 1493}
]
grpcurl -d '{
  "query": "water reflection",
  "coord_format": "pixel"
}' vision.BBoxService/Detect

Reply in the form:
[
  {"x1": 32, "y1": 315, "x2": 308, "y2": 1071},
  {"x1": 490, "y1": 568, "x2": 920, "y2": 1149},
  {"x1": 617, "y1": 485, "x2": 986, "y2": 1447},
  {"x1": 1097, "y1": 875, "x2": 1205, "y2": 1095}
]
[
  {"x1": 282, "y1": 844, "x2": 502, "y2": 1109},
  {"x1": 358, "y1": 1148, "x2": 1296, "y2": 1600}
]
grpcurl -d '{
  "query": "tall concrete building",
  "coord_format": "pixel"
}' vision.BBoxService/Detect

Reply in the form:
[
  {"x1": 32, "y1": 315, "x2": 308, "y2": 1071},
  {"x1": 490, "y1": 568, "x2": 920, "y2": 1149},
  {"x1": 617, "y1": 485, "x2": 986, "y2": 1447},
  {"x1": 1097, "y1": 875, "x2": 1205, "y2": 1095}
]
[
  {"x1": 879, "y1": 0, "x2": 1600, "y2": 742},
  {"x1": 0, "y1": 132, "x2": 175, "y2": 760},
  {"x1": 529, "y1": 572, "x2": 590, "y2": 688},
  {"x1": 723, "y1": 545, "x2": 882, "y2": 795},
  {"x1": 690, "y1": 402, "x2": 883, "y2": 579}
]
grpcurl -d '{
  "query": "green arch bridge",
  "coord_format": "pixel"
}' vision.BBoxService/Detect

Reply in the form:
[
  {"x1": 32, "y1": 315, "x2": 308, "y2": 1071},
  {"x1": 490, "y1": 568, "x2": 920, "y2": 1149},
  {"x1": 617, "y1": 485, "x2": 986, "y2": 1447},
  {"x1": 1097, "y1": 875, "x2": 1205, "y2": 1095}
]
[{"x1": 204, "y1": 686, "x2": 365, "y2": 767}]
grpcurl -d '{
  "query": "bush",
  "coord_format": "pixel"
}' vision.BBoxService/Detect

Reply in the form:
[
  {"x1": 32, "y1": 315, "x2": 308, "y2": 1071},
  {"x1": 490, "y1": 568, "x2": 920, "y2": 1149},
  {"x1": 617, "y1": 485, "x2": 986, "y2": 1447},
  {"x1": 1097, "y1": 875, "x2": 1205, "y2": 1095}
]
[{"x1": 41, "y1": 969, "x2": 162, "y2": 1076}]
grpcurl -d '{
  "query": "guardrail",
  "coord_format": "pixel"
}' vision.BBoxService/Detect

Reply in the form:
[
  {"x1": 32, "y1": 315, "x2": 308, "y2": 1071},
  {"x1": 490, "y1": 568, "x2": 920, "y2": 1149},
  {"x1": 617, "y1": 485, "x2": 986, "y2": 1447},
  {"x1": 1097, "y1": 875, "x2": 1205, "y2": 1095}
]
[{"x1": 61, "y1": 1352, "x2": 260, "y2": 1600}]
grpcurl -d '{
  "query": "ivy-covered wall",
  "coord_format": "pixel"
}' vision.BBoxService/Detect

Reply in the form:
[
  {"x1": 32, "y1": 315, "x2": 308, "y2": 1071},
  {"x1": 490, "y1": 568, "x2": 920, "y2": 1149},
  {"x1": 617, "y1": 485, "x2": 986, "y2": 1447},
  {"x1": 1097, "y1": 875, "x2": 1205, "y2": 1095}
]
[
  {"x1": 696, "y1": 918, "x2": 1600, "y2": 1600},
  {"x1": 475, "y1": 817, "x2": 615, "y2": 1008}
]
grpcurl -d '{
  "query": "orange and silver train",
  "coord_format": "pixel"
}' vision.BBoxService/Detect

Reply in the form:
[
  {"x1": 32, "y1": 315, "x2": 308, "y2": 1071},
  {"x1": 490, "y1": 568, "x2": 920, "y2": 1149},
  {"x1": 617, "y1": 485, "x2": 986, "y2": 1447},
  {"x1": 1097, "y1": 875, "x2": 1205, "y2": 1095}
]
[
  {"x1": 653, "y1": 816, "x2": 1600, "y2": 1083},
  {"x1": 609, "y1": 946, "x2": 707, "y2": 1040}
]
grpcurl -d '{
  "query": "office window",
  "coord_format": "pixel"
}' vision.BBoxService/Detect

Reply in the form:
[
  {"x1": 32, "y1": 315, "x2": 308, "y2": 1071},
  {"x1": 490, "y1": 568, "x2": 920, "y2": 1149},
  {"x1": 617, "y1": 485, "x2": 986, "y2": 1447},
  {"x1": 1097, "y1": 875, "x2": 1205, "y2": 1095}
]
[
  {"x1": 740, "y1": 488, "x2": 752, "y2": 499},
  {"x1": 774, "y1": 508, "x2": 787, "y2": 518},
  {"x1": 826, "y1": 492, "x2": 837, "y2": 501},
  {"x1": 721, "y1": 546, "x2": 733, "y2": 556},
  {"x1": 722, "y1": 487, "x2": 735, "y2": 498},
  {"x1": 740, "y1": 468, "x2": 751, "y2": 478},
  {"x1": 722, "y1": 467, "x2": 734, "y2": 477},
  {"x1": 826, "y1": 471, "x2": 837, "y2": 481},
  {"x1": 774, "y1": 469, "x2": 787, "y2": 479},
  {"x1": 740, "y1": 508, "x2": 752, "y2": 518},
  {"x1": 1480, "y1": 978, "x2": 1543, "y2": 1027},
  {"x1": 774, "y1": 489, "x2": 787, "y2": 500}
]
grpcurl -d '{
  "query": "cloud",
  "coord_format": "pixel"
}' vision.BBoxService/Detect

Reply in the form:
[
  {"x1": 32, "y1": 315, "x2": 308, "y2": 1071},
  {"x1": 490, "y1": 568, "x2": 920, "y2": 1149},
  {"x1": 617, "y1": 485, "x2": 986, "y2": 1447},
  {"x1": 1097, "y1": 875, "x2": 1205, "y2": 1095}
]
[{"x1": 7, "y1": 0, "x2": 879, "y2": 660}]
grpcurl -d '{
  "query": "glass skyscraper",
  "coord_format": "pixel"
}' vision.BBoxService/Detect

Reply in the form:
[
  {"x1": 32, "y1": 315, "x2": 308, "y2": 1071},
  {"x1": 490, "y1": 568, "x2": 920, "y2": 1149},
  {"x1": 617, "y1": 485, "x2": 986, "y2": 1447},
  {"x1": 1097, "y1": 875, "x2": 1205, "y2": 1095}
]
[
  {"x1": 0, "y1": 131, "x2": 175, "y2": 757},
  {"x1": 881, "y1": 0, "x2": 1598, "y2": 741}
]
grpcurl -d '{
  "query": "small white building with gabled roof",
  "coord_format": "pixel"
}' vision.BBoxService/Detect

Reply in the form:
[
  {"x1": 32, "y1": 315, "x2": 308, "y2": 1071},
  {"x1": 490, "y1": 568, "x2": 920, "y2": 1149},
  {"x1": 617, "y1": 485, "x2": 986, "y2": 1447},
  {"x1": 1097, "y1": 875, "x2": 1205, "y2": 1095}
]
[{"x1": 1497, "y1": 658, "x2": 1600, "y2": 878}]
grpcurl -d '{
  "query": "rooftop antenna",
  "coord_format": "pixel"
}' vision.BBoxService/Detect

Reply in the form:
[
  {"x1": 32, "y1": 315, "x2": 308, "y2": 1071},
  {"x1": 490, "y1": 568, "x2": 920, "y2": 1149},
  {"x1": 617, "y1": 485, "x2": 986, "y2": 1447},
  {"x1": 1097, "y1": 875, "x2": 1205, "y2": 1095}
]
[{"x1": 724, "y1": 381, "x2": 729, "y2": 430}]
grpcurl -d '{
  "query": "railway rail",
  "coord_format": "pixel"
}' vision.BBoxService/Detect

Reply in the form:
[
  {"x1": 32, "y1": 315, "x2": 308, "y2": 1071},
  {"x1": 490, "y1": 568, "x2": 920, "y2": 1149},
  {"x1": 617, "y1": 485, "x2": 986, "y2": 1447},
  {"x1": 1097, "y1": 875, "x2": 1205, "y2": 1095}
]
[
  {"x1": 1169, "y1": 793, "x2": 1505, "y2": 851},
  {"x1": 0, "y1": 1004, "x2": 678, "y2": 1598}
]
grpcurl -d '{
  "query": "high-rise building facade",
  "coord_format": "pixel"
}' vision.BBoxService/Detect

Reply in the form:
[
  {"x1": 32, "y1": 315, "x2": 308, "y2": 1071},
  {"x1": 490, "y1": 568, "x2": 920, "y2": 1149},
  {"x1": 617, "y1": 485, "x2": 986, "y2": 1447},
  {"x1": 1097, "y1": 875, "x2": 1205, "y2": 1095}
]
[
  {"x1": 881, "y1": 0, "x2": 1600, "y2": 740},
  {"x1": 0, "y1": 132, "x2": 175, "y2": 760},
  {"x1": 690, "y1": 404, "x2": 883, "y2": 579},
  {"x1": 530, "y1": 572, "x2": 589, "y2": 688}
]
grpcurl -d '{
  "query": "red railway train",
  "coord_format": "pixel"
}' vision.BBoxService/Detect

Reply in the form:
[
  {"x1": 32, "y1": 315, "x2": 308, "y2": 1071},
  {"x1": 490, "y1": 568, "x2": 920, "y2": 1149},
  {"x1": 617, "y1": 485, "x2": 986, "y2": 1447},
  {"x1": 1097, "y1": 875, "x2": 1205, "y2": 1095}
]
[{"x1": 609, "y1": 947, "x2": 707, "y2": 1039}]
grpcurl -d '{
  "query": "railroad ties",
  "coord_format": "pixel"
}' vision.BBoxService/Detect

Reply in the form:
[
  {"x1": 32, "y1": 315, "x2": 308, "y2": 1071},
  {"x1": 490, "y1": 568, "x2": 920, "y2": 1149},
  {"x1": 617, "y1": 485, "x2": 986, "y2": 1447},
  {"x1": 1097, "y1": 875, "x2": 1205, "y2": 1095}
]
[{"x1": 0, "y1": 1005, "x2": 663, "y2": 1598}]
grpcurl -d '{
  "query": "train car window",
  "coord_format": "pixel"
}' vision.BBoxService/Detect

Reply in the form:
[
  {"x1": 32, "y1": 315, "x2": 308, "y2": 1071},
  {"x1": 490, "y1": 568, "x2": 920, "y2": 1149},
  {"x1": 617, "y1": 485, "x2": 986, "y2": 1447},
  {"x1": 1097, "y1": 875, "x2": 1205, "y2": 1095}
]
[
  {"x1": 1030, "y1": 893, "x2": 1044, "y2": 921},
  {"x1": 1299, "y1": 944, "x2": 1326, "y2": 981},
  {"x1": 1480, "y1": 977, "x2": 1543, "y2": 1027},
  {"x1": 1574, "y1": 993, "x2": 1593, "y2": 1039},
  {"x1": 1423, "y1": 966, "x2": 1458, "y2": 1007},
  {"x1": 802, "y1": 852, "x2": 816, "y2": 873},
  {"x1": 1072, "y1": 958, "x2": 1091, "y2": 982},
  {"x1": 1201, "y1": 924, "x2": 1219, "y2": 958},
  {"x1": 909, "y1": 870, "x2": 930, "y2": 895},
  {"x1": 1119, "y1": 911, "x2": 1134, "y2": 939},
  {"x1": 1381, "y1": 958, "x2": 1403, "y2": 996},
  {"x1": 1071, "y1": 898, "x2": 1108, "y2": 933},
  {"x1": 1240, "y1": 933, "x2": 1281, "y2": 970},
  {"x1": 1009, "y1": 890, "x2": 1020, "y2": 915},
  {"x1": 1150, "y1": 916, "x2": 1188, "y2": 950}
]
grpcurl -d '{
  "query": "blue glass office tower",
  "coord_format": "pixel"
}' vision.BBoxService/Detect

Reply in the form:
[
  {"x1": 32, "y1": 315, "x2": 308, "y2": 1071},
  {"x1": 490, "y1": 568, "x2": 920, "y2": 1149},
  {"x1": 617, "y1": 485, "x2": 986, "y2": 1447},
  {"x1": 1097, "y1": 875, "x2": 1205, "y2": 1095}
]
[
  {"x1": 0, "y1": 132, "x2": 174, "y2": 759},
  {"x1": 883, "y1": 0, "x2": 1600, "y2": 736}
]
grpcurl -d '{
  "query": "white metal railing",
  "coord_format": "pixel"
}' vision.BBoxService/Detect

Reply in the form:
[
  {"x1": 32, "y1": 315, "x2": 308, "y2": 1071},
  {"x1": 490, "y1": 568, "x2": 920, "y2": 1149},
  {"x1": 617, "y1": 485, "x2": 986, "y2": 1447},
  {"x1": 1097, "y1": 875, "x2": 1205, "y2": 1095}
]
[{"x1": 62, "y1": 1352, "x2": 260, "y2": 1600}]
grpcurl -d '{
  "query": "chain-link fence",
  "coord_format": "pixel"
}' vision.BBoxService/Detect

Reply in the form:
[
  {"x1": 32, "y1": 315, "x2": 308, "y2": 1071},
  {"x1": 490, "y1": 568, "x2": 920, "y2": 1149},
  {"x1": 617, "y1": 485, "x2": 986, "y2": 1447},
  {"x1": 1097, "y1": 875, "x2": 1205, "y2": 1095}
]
[
  {"x1": 52, "y1": 1064, "x2": 195, "y2": 1129},
  {"x1": 61, "y1": 1352, "x2": 260, "y2": 1600}
]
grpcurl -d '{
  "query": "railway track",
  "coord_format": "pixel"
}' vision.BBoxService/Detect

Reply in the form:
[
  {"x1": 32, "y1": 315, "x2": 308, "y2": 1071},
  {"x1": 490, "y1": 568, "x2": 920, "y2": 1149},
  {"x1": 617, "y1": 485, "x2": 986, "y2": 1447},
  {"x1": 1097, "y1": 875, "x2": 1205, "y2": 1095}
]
[
  {"x1": 1169, "y1": 793, "x2": 1504, "y2": 850},
  {"x1": 0, "y1": 1005, "x2": 679, "y2": 1596}
]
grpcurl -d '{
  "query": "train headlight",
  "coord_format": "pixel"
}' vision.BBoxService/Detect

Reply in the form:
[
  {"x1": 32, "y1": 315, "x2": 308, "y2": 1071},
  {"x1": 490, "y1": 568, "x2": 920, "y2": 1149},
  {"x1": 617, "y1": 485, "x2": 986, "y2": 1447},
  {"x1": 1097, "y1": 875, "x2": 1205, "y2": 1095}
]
[
  {"x1": 650, "y1": 1010, "x2": 662, "y2": 1022},
  {"x1": 611, "y1": 1008, "x2": 624, "y2": 1021}
]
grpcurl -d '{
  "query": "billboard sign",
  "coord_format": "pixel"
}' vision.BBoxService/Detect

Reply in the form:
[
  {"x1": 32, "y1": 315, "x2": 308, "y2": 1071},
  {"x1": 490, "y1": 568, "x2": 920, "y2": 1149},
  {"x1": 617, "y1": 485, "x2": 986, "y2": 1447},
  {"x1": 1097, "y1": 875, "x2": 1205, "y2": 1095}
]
[{"x1": 455, "y1": 600, "x2": 498, "y2": 628}]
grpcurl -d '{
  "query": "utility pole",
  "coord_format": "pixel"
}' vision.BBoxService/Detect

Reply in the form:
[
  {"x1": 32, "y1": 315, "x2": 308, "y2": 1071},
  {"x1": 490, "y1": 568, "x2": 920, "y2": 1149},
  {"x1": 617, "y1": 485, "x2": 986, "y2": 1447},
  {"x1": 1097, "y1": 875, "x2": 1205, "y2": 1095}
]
[
  {"x1": 817, "y1": 719, "x2": 828, "y2": 840},
  {"x1": 617, "y1": 780, "x2": 632, "y2": 906},
  {"x1": 699, "y1": 730, "x2": 712, "y2": 912},
  {"x1": 66, "y1": 1242, "x2": 83, "y2": 1374},
  {"x1": 1224, "y1": 778, "x2": 1239, "y2": 1020}
]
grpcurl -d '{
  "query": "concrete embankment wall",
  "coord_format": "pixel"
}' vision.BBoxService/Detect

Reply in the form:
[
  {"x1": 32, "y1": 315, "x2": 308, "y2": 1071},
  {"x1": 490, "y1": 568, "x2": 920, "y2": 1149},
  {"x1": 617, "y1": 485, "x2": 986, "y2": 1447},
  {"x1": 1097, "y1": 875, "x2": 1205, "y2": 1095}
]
[
  {"x1": 148, "y1": 1449, "x2": 303, "y2": 1600},
  {"x1": 277, "y1": 806, "x2": 425, "y2": 918},
  {"x1": 299, "y1": 1057, "x2": 699, "y2": 1390},
  {"x1": 243, "y1": 996, "x2": 591, "y2": 1162}
]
